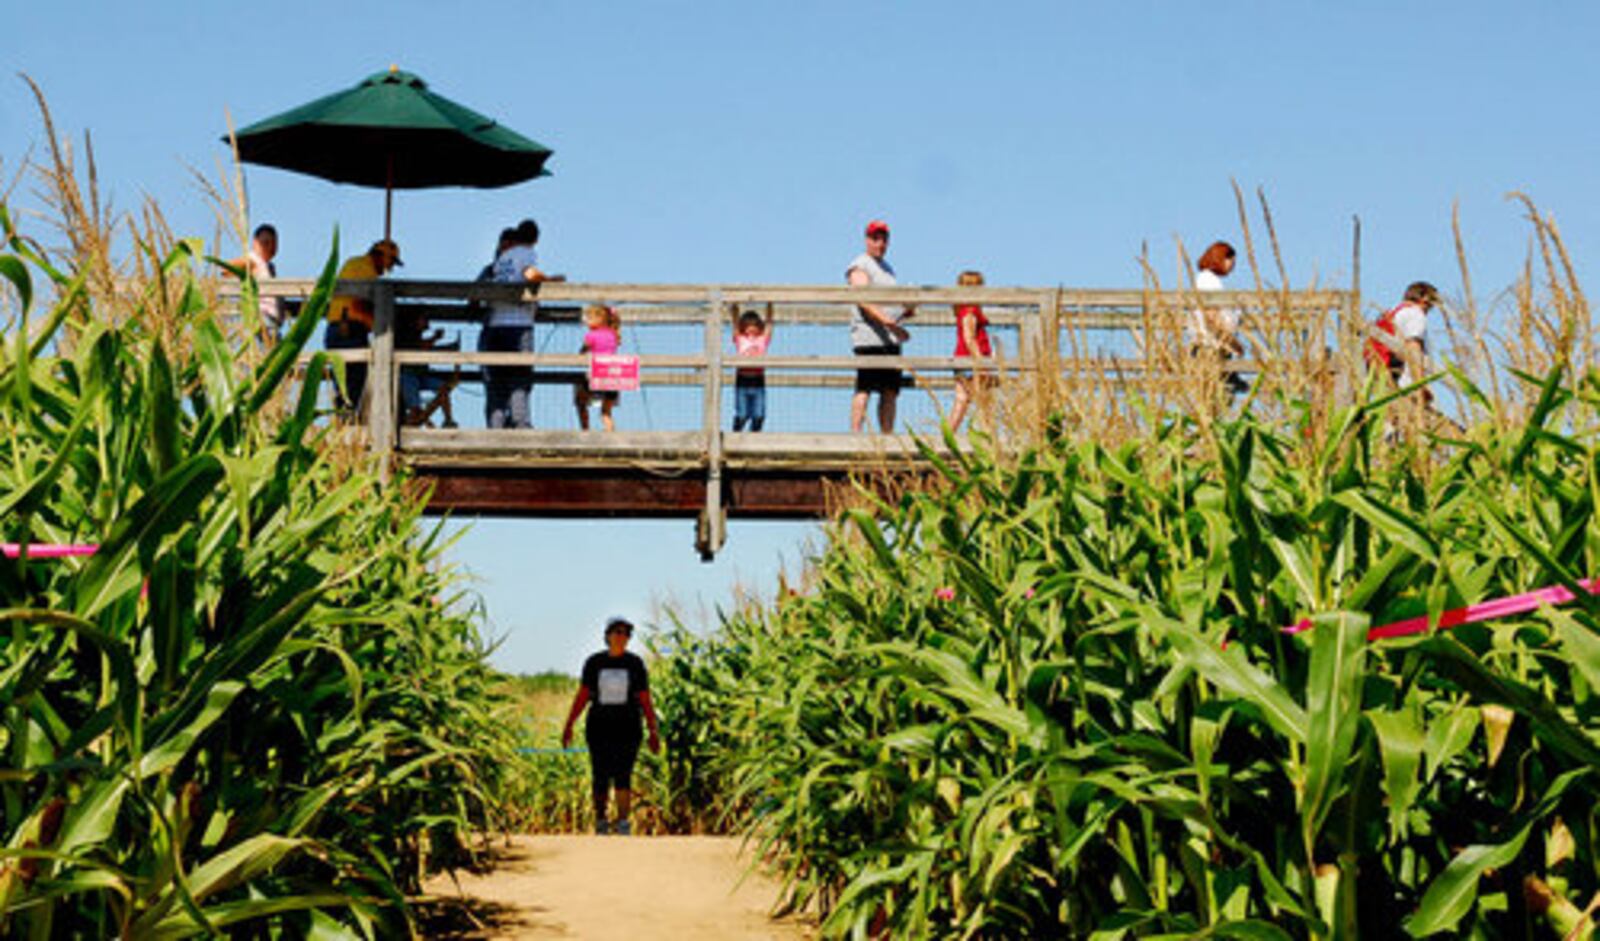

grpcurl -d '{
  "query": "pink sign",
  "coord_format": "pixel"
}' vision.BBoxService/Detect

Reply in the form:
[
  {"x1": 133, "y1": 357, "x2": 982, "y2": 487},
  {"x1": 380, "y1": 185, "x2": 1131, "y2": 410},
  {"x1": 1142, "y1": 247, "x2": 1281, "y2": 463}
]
[{"x1": 589, "y1": 354, "x2": 640, "y2": 392}]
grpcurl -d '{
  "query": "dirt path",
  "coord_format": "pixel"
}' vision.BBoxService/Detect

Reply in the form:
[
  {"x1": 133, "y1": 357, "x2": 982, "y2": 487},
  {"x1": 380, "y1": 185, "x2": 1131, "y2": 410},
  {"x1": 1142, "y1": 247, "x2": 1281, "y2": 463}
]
[{"x1": 423, "y1": 834, "x2": 812, "y2": 940}]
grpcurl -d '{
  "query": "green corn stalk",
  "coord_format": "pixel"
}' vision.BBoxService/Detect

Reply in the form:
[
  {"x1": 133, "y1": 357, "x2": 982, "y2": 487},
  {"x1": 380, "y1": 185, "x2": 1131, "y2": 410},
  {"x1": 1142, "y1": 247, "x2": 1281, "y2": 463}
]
[
  {"x1": 652, "y1": 357, "x2": 1600, "y2": 938},
  {"x1": 0, "y1": 213, "x2": 539, "y2": 938}
]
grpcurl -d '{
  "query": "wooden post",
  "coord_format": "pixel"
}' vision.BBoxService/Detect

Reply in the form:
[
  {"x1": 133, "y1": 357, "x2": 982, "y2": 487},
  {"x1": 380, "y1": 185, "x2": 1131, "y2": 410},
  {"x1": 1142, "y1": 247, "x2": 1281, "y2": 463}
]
[
  {"x1": 1026, "y1": 289, "x2": 1056, "y2": 364},
  {"x1": 369, "y1": 281, "x2": 397, "y2": 481},
  {"x1": 1025, "y1": 289, "x2": 1056, "y2": 433},
  {"x1": 697, "y1": 288, "x2": 726, "y2": 560},
  {"x1": 1349, "y1": 214, "x2": 1363, "y2": 333}
]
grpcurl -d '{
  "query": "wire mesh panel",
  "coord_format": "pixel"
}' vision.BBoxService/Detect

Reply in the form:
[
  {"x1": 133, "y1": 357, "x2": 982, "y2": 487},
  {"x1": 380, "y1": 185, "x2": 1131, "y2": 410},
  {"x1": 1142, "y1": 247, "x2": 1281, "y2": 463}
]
[{"x1": 376, "y1": 291, "x2": 1046, "y2": 436}]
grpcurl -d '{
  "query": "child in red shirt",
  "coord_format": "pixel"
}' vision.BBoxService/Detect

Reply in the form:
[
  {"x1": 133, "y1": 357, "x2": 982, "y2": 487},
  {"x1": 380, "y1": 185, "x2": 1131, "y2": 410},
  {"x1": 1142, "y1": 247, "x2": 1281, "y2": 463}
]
[{"x1": 949, "y1": 270, "x2": 995, "y2": 431}]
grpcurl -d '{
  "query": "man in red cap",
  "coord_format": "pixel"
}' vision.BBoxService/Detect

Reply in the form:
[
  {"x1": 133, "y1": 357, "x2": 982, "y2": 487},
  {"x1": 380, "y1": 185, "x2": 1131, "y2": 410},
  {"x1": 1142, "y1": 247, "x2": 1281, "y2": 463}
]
[{"x1": 846, "y1": 219, "x2": 914, "y2": 432}]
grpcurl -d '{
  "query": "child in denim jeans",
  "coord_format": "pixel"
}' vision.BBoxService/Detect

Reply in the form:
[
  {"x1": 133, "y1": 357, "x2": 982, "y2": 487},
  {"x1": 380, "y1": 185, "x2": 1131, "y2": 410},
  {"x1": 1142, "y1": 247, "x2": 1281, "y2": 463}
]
[{"x1": 732, "y1": 304, "x2": 774, "y2": 431}]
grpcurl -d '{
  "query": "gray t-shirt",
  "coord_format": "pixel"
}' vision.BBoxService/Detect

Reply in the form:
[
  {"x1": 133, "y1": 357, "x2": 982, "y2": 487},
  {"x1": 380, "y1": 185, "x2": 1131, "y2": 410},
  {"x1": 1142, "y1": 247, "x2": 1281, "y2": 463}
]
[
  {"x1": 487, "y1": 244, "x2": 541, "y2": 328},
  {"x1": 846, "y1": 252, "x2": 901, "y2": 350}
]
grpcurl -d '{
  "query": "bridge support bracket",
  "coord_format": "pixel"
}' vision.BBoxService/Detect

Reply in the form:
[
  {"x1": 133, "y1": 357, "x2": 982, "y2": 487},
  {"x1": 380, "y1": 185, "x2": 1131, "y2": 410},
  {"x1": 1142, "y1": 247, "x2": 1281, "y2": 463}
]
[{"x1": 695, "y1": 499, "x2": 726, "y2": 562}]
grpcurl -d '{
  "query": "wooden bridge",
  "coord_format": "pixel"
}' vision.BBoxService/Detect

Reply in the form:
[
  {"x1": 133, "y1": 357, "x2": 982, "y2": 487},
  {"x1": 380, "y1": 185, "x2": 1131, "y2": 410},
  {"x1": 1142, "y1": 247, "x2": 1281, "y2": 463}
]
[{"x1": 253, "y1": 279, "x2": 1354, "y2": 558}]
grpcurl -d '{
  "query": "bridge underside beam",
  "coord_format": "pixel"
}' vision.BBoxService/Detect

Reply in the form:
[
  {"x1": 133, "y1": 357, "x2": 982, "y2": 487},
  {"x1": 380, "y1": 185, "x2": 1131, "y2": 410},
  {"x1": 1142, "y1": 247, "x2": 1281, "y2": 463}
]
[{"x1": 413, "y1": 466, "x2": 853, "y2": 519}]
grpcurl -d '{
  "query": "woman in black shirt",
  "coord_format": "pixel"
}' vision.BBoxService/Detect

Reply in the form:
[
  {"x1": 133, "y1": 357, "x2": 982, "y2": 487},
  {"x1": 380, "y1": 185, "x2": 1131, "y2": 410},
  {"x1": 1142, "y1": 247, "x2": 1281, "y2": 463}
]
[{"x1": 561, "y1": 617, "x2": 662, "y2": 835}]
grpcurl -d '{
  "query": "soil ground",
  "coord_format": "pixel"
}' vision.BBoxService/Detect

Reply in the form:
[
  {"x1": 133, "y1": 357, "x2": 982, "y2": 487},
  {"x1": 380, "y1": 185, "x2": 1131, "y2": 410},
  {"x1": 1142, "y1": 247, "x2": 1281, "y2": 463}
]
[{"x1": 421, "y1": 834, "x2": 812, "y2": 940}]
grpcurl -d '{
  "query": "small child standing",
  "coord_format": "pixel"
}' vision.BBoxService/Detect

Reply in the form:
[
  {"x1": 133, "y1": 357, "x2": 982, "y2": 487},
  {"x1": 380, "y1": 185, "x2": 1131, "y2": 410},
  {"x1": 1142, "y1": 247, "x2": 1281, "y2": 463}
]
[
  {"x1": 575, "y1": 304, "x2": 622, "y2": 431},
  {"x1": 732, "y1": 304, "x2": 775, "y2": 432}
]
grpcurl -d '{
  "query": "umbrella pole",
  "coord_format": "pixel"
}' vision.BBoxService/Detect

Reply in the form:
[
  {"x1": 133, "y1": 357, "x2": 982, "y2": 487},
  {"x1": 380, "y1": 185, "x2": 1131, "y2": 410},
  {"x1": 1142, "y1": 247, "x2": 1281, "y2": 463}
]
[{"x1": 384, "y1": 154, "x2": 394, "y2": 241}]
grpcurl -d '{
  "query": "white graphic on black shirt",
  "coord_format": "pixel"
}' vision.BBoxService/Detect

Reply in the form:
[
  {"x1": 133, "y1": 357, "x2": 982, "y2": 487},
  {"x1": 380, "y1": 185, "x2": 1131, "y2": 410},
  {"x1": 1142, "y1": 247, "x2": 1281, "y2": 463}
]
[{"x1": 597, "y1": 668, "x2": 630, "y2": 706}]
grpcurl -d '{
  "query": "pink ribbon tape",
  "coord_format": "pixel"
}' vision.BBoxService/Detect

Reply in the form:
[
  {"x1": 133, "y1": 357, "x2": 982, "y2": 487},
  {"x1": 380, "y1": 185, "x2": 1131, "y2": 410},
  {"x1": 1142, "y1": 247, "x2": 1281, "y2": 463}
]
[
  {"x1": 2, "y1": 543, "x2": 100, "y2": 559},
  {"x1": 1284, "y1": 578, "x2": 1600, "y2": 641}
]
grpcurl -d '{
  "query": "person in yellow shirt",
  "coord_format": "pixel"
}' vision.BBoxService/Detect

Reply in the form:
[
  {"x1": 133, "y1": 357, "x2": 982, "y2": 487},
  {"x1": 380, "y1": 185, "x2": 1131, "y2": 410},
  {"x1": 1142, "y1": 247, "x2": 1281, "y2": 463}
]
[{"x1": 325, "y1": 239, "x2": 402, "y2": 415}]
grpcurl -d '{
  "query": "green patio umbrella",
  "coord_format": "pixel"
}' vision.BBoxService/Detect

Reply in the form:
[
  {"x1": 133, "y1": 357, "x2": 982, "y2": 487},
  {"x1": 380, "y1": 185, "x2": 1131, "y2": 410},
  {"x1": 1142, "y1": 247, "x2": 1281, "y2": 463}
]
[{"x1": 228, "y1": 66, "x2": 553, "y2": 239}]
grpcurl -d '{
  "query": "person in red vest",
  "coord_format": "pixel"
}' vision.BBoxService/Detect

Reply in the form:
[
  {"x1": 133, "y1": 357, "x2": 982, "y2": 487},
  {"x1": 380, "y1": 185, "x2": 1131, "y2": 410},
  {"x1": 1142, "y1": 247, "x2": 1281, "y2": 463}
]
[{"x1": 1367, "y1": 281, "x2": 1440, "y2": 385}]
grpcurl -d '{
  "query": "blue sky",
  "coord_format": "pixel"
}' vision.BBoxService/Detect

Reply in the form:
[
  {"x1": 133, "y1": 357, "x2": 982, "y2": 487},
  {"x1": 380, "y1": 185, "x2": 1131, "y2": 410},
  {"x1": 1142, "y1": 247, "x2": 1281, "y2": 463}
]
[{"x1": 6, "y1": 2, "x2": 1598, "y2": 672}]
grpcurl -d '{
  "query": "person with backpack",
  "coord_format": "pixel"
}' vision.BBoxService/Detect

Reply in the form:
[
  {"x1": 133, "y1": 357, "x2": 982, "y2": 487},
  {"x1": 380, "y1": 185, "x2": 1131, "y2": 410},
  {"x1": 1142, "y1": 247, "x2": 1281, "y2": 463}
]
[{"x1": 1367, "y1": 281, "x2": 1439, "y2": 385}]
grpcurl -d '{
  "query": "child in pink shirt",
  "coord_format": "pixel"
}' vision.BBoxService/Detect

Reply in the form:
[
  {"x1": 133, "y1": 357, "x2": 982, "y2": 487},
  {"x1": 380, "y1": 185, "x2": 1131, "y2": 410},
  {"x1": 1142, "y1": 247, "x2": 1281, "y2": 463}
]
[
  {"x1": 732, "y1": 304, "x2": 774, "y2": 431},
  {"x1": 576, "y1": 304, "x2": 622, "y2": 431}
]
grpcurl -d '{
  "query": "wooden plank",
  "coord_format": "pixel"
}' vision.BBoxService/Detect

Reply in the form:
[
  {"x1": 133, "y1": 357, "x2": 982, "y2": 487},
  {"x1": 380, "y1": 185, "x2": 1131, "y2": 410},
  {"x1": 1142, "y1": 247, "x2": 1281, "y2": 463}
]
[
  {"x1": 385, "y1": 301, "x2": 585, "y2": 324},
  {"x1": 262, "y1": 296, "x2": 1344, "y2": 332},
  {"x1": 400, "y1": 303, "x2": 1330, "y2": 330},
  {"x1": 244, "y1": 279, "x2": 1350, "y2": 312},
  {"x1": 390, "y1": 368, "x2": 965, "y2": 391},
  {"x1": 298, "y1": 349, "x2": 371, "y2": 364},
  {"x1": 401, "y1": 429, "x2": 944, "y2": 469},
  {"x1": 391, "y1": 351, "x2": 703, "y2": 368},
  {"x1": 722, "y1": 433, "x2": 928, "y2": 466},
  {"x1": 387, "y1": 351, "x2": 1039, "y2": 372},
  {"x1": 401, "y1": 428, "x2": 707, "y2": 460},
  {"x1": 364, "y1": 353, "x2": 1256, "y2": 385}
]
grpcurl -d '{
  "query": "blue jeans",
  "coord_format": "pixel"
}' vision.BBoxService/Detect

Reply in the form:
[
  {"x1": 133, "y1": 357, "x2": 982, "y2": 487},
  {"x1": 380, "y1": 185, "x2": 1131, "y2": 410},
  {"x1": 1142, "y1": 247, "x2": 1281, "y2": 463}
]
[
  {"x1": 401, "y1": 369, "x2": 449, "y2": 415},
  {"x1": 734, "y1": 379, "x2": 766, "y2": 432},
  {"x1": 480, "y1": 325, "x2": 533, "y2": 428}
]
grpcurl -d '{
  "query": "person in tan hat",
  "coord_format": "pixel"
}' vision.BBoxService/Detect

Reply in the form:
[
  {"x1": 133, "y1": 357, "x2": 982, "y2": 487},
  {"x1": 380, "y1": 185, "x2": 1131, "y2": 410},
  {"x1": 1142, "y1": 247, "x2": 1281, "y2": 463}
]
[{"x1": 325, "y1": 238, "x2": 403, "y2": 416}]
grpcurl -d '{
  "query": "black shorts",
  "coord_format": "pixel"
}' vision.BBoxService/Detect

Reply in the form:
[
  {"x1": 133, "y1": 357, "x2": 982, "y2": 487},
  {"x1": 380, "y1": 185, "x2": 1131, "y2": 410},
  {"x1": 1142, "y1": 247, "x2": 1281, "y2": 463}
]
[
  {"x1": 575, "y1": 380, "x2": 619, "y2": 404},
  {"x1": 854, "y1": 346, "x2": 902, "y2": 393},
  {"x1": 587, "y1": 736, "x2": 640, "y2": 791}
]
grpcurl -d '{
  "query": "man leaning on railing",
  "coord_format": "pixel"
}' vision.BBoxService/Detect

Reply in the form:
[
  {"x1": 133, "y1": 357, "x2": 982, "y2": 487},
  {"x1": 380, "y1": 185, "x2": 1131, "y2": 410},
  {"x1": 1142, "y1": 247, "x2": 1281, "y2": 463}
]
[{"x1": 326, "y1": 238, "x2": 402, "y2": 418}]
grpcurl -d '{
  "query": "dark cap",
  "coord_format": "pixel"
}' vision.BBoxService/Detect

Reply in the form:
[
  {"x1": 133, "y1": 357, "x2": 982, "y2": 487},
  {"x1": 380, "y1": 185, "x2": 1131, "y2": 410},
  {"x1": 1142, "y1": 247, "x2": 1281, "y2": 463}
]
[
  {"x1": 369, "y1": 238, "x2": 403, "y2": 266},
  {"x1": 604, "y1": 616, "x2": 634, "y2": 636}
]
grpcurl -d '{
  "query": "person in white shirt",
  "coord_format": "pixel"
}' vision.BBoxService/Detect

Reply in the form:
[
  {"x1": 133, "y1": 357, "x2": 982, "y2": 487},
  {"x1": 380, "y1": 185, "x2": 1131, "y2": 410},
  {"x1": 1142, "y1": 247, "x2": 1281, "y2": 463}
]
[
  {"x1": 1368, "y1": 281, "x2": 1439, "y2": 386},
  {"x1": 233, "y1": 224, "x2": 280, "y2": 333},
  {"x1": 1189, "y1": 240, "x2": 1246, "y2": 394},
  {"x1": 1390, "y1": 281, "x2": 1437, "y2": 384},
  {"x1": 846, "y1": 219, "x2": 915, "y2": 433},
  {"x1": 479, "y1": 218, "x2": 563, "y2": 428}
]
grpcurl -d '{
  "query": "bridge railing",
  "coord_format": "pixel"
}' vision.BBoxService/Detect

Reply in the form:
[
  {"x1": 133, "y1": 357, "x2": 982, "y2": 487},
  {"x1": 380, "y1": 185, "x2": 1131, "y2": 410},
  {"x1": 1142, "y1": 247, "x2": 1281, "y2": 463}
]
[
  {"x1": 248, "y1": 279, "x2": 1352, "y2": 442},
  {"x1": 237, "y1": 279, "x2": 1351, "y2": 553}
]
